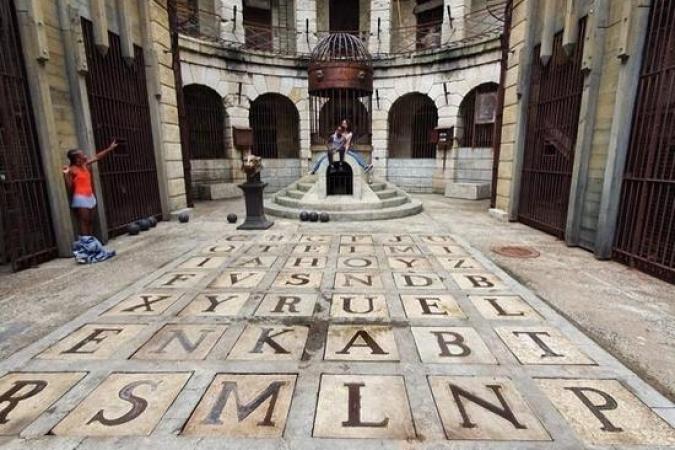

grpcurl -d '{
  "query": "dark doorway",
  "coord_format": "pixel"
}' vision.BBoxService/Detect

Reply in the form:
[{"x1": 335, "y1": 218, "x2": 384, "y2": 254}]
[
  {"x1": 517, "y1": 19, "x2": 586, "y2": 238},
  {"x1": 327, "y1": 162, "x2": 353, "y2": 195},
  {"x1": 330, "y1": 0, "x2": 359, "y2": 33},
  {"x1": 388, "y1": 93, "x2": 439, "y2": 159},
  {"x1": 614, "y1": 0, "x2": 675, "y2": 283},
  {"x1": 249, "y1": 94, "x2": 300, "y2": 159},
  {"x1": 82, "y1": 19, "x2": 162, "y2": 237},
  {"x1": 184, "y1": 85, "x2": 226, "y2": 159},
  {"x1": 0, "y1": 0, "x2": 57, "y2": 270}
]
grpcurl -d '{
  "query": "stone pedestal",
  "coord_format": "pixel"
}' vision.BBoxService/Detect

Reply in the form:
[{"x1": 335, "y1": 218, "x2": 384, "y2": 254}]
[{"x1": 237, "y1": 175, "x2": 274, "y2": 230}]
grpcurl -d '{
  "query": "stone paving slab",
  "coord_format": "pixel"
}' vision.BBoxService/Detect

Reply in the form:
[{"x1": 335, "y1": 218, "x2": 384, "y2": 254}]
[{"x1": 0, "y1": 228, "x2": 674, "y2": 449}]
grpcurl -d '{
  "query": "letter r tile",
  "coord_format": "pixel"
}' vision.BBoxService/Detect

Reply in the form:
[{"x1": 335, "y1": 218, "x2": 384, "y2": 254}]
[
  {"x1": 534, "y1": 379, "x2": 675, "y2": 446},
  {"x1": 183, "y1": 374, "x2": 296, "y2": 437},
  {"x1": 51, "y1": 373, "x2": 190, "y2": 436},
  {"x1": 0, "y1": 372, "x2": 85, "y2": 435},
  {"x1": 313, "y1": 375, "x2": 415, "y2": 439},
  {"x1": 428, "y1": 376, "x2": 550, "y2": 441}
]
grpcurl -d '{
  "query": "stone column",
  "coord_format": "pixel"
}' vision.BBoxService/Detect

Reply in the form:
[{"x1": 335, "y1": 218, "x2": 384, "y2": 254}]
[
  {"x1": 442, "y1": 0, "x2": 466, "y2": 45},
  {"x1": 220, "y1": 0, "x2": 245, "y2": 46},
  {"x1": 296, "y1": 0, "x2": 317, "y2": 54},
  {"x1": 369, "y1": 0, "x2": 390, "y2": 55}
]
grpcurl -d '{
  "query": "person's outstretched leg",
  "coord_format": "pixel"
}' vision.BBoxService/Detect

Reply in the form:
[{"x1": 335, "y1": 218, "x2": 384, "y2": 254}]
[
  {"x1": 310, "y1": 154, "x2": 327, "y2": 174},
  {"x1": 347, "y1": 149, "x2": 373, "y2": 172}
]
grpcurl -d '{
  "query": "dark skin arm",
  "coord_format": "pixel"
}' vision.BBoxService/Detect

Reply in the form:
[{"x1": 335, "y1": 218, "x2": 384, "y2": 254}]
[{"x1": 87, "y1": 140, "x2": 119, "y2": 165}]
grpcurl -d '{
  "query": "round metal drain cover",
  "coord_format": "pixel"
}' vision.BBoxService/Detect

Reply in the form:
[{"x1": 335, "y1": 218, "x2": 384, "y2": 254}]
[{"x1": 492, "y1": 245, "x2": 540, "y2": 258}]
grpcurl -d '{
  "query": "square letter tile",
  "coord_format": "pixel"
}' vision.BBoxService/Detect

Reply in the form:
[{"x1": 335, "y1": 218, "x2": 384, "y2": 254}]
[
  {"x1": 436, "y1": 256, "x2": 485, "y2": 271},
  {"x1": 330, "y1": 294, "x2": 389, "y2": 318},
  {"x1": 496, "y1": 326, "x2": 594, "y2": 365},
  {"x1": 470, "y1": 295, "x2": 540, "y2": 321},
  {"x1": 210, "y1": 271, "x2": 266, "y2": 289},
  {"x1": 393, "y1": 272, "x2": 445, "y2": 290},
  {"x1": 148, "y1": 271, "x2": 207, "y2": 289},
  {"x1": 429, "y1": 376, "x2": 550, "y2": 441},
  {"x1": 337, "y1": 256, "x2": 378, "y2": 269},
  {"x1": 38, "y1": 324, "x2": 145, "y2": 360},
  {"x1": 411, "y1": 327, "x2": 496, "y2": 364},
  {"x1": 283, "y1": 256, "x2": 326, "y2": 269},
  {"x1": 180, "y1": 292, "x2": 249, "y2": 317},
  {"x1": 230, "y1": 256, "x2": 277, "y2": 269},
  {"x1": 184, "y1": 374, "x2": 296, "y2": 437},
  {"x1": 272, "y1": 272, "x2": 322, "y2": 289},
  {"x1": 133, "y1": 324, "x2": 226, "y2": 360},
  {"x1": 400, "y1": 294, "x2": 465, "y2": 319},
  {"x1": 228, "y1": 325, "x2": 309, "y2": 361},
  {"x1": 451, "y1": 272, "x2": 506, "y2": 290},
  {"x1": 0, "y1": 372, "x2": 85, "y2": 435},
  {"x1": 387, "y1": 256, "x2": 431, "y2": 271},
  {"x1": 324, "y1": 325, "x2": 399, "y2": 361},
  {"x1": 52, "y1": 372, "x2": 190, "y2": 436},
  {"x1": 535, "y1": 378, "x2": 675, "y2": 446},
  {"x1": 255, "y1": 293, "x2": 317, "y2": 317},
  {"x1": 426, "y1": 244, "x2": 467, "y2": 256},
  {"x1": 334, "y1": 272, "x2": 383, "y2": 290},
  {"x1": 180, "y1": 256, "x2": 227, "y2": 270},
  {"x1": 102, "y1": 292, "x2": 182, "y2": 316},
  {"x1": 314, "y1": 375, "x2": 415, "y2": 439}
]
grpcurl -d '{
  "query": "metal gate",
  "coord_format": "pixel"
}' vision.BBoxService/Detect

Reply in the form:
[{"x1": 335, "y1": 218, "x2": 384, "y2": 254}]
[
  {"x1": 614, "y1": 0, "x2": 675, "y2": 283},
  {"x1": 388, "y1": 93, "x2": 438, "y2": 159},
  {"x1": 82, "y1": 20, "x2": 162, "y2": 236},
  {"x1": 0, "y1": 0, "x2": 56, "y2": 270},
  {"x1": 518, "y1": 20, "x2": 586, "y2": 238},
  {"x1": 184, "y1": 85, "x2": 225, "y2": 159},
  {"x1": 249, "y1": 94, "x2": 299, "y2": 159}
]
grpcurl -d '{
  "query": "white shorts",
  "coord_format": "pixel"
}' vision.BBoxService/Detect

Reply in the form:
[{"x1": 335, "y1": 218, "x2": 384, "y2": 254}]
[{"x1": 71, "y1": 194, "x2": 97, "y2": 209}]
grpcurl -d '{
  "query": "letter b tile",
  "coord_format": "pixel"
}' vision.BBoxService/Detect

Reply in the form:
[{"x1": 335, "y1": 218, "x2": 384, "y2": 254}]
[{"x1": 411, "y1": 327, "x2": 496, "y2": 364}]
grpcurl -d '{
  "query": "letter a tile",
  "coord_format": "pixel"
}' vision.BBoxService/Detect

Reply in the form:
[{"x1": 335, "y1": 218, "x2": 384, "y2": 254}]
[
  {"x1": 0, "y1": 372, "x2": 85, "y2": 435},
  {"x1": 52, "y1": 373, "x2": 190, "y2": 436},
  {"x1": 535, "y1": 378, "x2": 675, "y2": 446},
  {"x1": 314, "y1": 375, "x2": 415, "y2": 439},
  {"x1": 324, "y1": 326, "x2": 399, "y2": 361},
  {"x1": 429, "y1": 376, "x2": 550, "y2": 441},
  {"x1": 183, "y1": 374, "x2": 296, "y2": 437}
]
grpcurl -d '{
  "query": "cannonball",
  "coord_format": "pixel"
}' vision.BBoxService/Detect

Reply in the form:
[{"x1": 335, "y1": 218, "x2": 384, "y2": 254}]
[
  {"x1": 137, "y1": 219, "x2": 150, "y2": 231},
  {"x1": 309, "y1": 211, "x2": 319, "y2": 222},
  {"x1": 127, "y1": 222, "x2": 140, "y2": 236},
  {"x1": 227, "y1": 213, "x2": 238, "y2": 224},
  {"x1": 299, "y1": 210, "x2": 309, "y2": 222},
  {"x1": 147, "y1": 216, "x2": 158, "y2": 228},
  {"x1": 319, "y1": 212, "x2": 330, "y2": 222},
  {"x1": 178, "y1": 213, "x2": 190, "y2": 223}
]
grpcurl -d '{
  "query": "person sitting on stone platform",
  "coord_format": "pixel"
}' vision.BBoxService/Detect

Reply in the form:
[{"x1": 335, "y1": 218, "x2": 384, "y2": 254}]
[{"x1": 310, "y1": 119, "x2": 373, "y2": 174}]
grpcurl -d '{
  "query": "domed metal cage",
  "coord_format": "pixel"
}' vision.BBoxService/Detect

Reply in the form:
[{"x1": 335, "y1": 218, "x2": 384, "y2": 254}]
[{"x1": 309, "y1": 33, "x2": 373, "y2": 148}]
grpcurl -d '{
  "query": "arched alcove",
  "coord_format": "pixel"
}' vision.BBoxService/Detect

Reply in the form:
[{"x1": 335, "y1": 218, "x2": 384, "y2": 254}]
[
  {"x1": 458, "y1": 82, "x2": 499, "y2": 148},
  {"x1": 184, "y1": 84, "x2": 226, "y2": 159},
  {"x1": 249, "y1": 93, "x2": 300, "y2": 159},
  {"x1": 388, "y1": 93, "x2": 439, "y2": 159}
]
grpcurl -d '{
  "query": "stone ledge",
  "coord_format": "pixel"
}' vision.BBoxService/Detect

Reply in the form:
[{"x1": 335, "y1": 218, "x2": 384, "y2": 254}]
[
  {"x1": 194, "y1": 182, "x2": 242, "y2": 201},
  {"x1": 444, "y1": 182, "x2": 491, "y2": 200}
]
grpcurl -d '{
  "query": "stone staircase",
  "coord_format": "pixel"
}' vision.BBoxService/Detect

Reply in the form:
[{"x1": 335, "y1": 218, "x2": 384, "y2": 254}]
[{"x1": 265, "y1": 175, "x2": 423, "y2": 221}]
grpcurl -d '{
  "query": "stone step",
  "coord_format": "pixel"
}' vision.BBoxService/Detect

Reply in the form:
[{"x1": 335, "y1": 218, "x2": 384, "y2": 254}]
[
  {"x1": 264, "y1": 198, "x2": 423, "y2": 221},
  {"x1": 376, "y1": 188, "x2": 399, "y2": 199},
  {"x1": 285, "y1": 190, "x2": 305, "y2": 199},
  {"x1": 273, "y1": 194, "x2": 409, "y2": 211},
  {"x1": 380, "y1": 195, "x2": 409, "y2": 208},
  {"x1": 369, "y1": 181, "x2": 387, "y2": 192},
  {"x1": 296, "y1": 182, "x2": 315, "y2": 192}
]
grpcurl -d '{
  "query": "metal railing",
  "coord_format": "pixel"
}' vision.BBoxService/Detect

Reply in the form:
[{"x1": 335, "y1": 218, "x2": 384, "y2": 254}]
[{"x1": 390, "y1": 22, "x2": 443, "y2": 54}]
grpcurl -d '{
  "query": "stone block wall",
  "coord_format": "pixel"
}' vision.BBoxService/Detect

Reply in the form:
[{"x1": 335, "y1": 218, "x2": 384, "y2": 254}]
[
  {"x1": 453, "y1": 147, "x2": 493, "y2": 184},
  {"x1": 387, "y1": 159, "x2": 437, "y2": 193},
  {"x1": 261, "y1": 159, "x2": 303, "y2": 192}
]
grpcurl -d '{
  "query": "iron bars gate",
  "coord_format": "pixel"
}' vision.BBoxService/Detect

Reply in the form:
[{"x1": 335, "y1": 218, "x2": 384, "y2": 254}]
[
  {"x1": 249, "y1": 94, "x2": 300, "y2": 159},
  {"x1": 0, "y1": 0, "x2": 56, "y2": 270},
  {"x1": 82, "y1": 19, "x2": 162, "y2": 237},
  {"x1": 517, "y1": 19, "x2": 586, "y2": 238},
  {"x1": 184, "y1": 85, "x2": 226, "y2": 159},
  {"x1": 614, "y1": 0, "x2": 675, "y2": 283},
  {"x1": 388, "y1": 93, "x2": 439, "y2": 159}
]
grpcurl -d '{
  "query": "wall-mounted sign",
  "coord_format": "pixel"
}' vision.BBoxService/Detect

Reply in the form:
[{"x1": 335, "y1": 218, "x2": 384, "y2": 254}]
[{"x1": 475, "y1": 92, "x2": 498, "y2": 124}]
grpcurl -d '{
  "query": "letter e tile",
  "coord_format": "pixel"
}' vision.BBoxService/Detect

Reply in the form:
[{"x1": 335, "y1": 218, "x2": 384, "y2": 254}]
[{"x1": 38, "y1": 324, "x2": 145, "y2": 360}]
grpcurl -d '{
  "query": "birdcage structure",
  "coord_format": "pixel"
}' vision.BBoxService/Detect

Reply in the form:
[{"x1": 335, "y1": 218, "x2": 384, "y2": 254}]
[{"x1": 309, "y1": 33, "x2": 373, "y2": 148}]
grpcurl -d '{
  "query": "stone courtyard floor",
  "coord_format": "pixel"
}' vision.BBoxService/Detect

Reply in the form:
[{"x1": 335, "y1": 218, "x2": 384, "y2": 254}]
[{"x1": 0, "y1": 196, "x2": 674, "y2": 449}]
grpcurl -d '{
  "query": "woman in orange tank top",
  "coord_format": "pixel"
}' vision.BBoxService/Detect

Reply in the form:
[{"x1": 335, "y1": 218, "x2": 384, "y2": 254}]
[{"x1": 63, "y1": 140, "x2": 119, "y2": 236}]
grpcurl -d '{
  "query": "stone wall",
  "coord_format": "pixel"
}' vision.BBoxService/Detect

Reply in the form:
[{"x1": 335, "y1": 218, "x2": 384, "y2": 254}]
[
  {"x1": 387, "y1": 158, "x2": 436, "y2": 193},
  {"x1": 453, "y1": 147, "x2": 492, "y2": 184}
]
